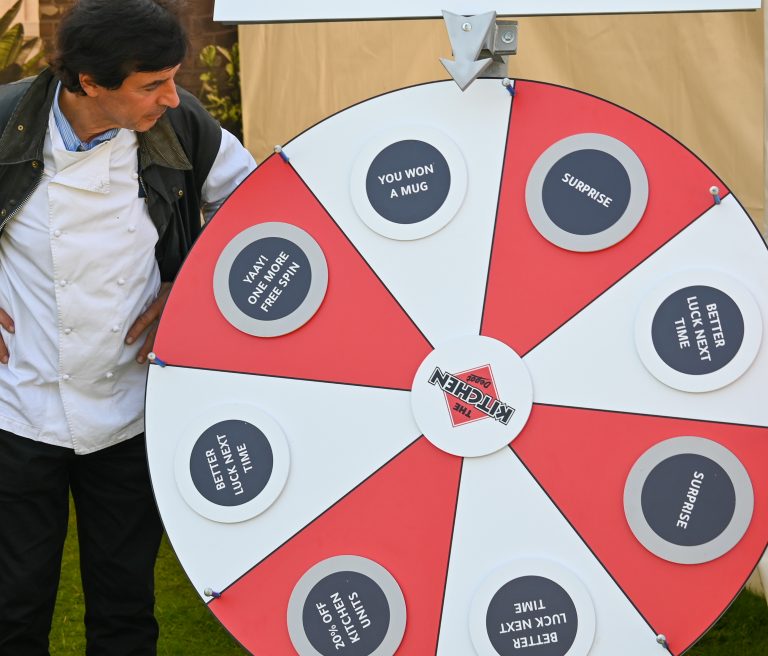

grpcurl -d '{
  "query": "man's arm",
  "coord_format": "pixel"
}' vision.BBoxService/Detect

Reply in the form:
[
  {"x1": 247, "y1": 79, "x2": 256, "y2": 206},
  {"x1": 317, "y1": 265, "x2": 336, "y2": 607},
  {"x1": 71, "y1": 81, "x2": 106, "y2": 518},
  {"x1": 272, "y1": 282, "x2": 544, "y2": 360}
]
[
  {"x1": 125, "y1": 282, "x2": 172, "y2": 364},
  {"x1": 0, "y1": 308, "x2": 13, "y2": 364},
  {"x1": 125, "y1": 128, "x2": 256, "y2": 363},
  {"x1": 200, "y1": 127, "x2": 257, "y2": 222}
]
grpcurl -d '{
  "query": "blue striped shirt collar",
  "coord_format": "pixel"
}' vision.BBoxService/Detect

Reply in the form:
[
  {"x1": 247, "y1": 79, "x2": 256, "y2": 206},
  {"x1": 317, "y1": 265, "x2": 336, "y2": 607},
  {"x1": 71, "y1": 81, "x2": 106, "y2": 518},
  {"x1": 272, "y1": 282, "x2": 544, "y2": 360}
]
[{"x1": 53, "y1": 82, "x2": 120, "y2": 152}]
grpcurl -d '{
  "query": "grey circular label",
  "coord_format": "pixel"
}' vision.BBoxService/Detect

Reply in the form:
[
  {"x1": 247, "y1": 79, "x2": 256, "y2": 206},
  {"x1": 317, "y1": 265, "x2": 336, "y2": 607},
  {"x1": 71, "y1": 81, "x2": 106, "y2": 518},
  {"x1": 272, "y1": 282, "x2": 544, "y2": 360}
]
[
  {"x1": 641, "y1": 453, "x2": 736, "y2": 547},
  {"x1": 227, "y1": 237, "x2": 312, "y2": 321},
  {"x1": 651, "y1": 285, "x2": 745, "y2": 376},
  {"x1": 485, "y1": 576, "x2": 578, "y2": 656},
  {"x1": 287, "y1": 556, "x2": 406, "y2": 656},
  {"x1": 526, "y1": 133, "x2": 648, "y2": 252},
  {"x1": 542, "y1": 149, "x2": 631, "y2": 236},
  {"x1": 624, "y1": 437, "x2": 754, "y2": 564},
  {"x1": 365, "y1": 140, "x2": 451, "y2": 225},
  {"x1": 213, "y1": 223, "x2": 328, "y2": 338},
  {"x1": 189, "y1": 419, "x2": 273, "y2": 506},
  {"x1": 302, "y1": 571, "x2": 390, "y2": 656}
]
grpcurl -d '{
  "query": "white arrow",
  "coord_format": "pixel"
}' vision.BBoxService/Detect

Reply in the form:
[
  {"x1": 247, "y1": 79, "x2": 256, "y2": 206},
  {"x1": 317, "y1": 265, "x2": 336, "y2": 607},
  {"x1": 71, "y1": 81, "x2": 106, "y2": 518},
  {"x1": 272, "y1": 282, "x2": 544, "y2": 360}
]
[
  {"x1": 440, "y1": 10, "x2": 497, "y2": 91},
  {"x1": 440, "y1": 58, "x2": 494, "y2": 91}
]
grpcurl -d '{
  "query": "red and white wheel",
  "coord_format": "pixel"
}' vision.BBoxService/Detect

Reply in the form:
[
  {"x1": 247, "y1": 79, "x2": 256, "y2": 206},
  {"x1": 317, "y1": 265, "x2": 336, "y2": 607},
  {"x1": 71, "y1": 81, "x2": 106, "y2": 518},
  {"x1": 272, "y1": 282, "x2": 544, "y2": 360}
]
[{"x1": 146, "y1": 80, "x2": 768, "y2": 656}]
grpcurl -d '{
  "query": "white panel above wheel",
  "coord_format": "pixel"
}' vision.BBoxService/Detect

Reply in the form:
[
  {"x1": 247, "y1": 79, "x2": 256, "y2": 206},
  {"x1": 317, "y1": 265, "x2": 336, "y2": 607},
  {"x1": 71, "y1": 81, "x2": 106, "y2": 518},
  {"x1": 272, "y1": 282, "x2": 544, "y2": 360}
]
[{"x1": 214, "y1": 0, "x2": 759, "y2": 23}]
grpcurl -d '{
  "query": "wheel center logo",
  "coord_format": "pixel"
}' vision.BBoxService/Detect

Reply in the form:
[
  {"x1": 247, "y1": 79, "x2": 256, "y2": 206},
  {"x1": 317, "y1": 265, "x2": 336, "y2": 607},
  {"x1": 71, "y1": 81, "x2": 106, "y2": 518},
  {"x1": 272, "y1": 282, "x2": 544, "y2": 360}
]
[
  {"x1": 429, "y1": 364, "x2": 515, "y2": 427},
  {"x1": 412, "y1": 336, "x2": 533, "y2": 458}
]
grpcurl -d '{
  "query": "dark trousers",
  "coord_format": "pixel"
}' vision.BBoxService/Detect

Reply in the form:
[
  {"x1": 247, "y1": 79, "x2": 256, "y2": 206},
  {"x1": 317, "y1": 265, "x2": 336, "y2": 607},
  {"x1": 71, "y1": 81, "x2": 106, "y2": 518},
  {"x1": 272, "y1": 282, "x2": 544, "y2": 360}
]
[{"x1": 0, "y1": 430, "x2": 163, "y2": 656}]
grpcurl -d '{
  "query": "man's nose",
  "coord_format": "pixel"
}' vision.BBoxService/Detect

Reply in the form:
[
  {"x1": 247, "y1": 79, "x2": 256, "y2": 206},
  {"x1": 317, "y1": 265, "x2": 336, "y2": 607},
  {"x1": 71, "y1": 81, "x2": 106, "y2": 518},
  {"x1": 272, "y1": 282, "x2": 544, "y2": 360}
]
[{"x1": 160, "y1": 80, "x2": 180, "y2": 109}]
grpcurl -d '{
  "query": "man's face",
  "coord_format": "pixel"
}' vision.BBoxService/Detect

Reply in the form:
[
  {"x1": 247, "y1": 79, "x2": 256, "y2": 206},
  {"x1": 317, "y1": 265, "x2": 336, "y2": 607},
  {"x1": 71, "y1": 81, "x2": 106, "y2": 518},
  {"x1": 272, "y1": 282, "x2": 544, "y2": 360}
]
[{"x1": 84, "y1": 65, "x2": 182, "y2": 132}]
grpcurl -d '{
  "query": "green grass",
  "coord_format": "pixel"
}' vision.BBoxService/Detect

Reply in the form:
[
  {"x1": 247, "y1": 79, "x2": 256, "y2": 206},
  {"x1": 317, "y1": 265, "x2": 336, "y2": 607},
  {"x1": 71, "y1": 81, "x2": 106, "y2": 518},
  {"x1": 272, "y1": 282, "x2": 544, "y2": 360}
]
[
  {"x1": 51, "y1": 500, "x2": 767, "y2": 655},
  {"x1": 688, "y1": 589, "x2": 768, "y2": 656},
  {"x1": 51, "y1": 500, "x2": 243, "y2": 655}
]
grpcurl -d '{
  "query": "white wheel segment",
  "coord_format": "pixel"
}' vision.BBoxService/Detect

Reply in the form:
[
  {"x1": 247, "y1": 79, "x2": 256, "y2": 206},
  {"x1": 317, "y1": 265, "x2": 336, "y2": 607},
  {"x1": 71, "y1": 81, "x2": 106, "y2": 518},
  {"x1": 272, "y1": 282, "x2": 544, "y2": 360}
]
[
  {"x1": 437, "y1": 448, "x2": 660, "y2": 656},
  {"x1": 286, "y1": 80, "x2": 512, "y2": 347},
  {"x1": 146, "y1": 366, "x2": 419, "y2": 595},
  {"x1": 525, "y1": 195, "x2": 768, "y2": 427}
]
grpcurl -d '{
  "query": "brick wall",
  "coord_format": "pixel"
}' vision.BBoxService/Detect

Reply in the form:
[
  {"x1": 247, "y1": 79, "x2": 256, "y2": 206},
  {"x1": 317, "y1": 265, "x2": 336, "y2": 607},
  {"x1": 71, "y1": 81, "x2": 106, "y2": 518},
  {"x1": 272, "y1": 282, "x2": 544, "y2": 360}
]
[{"x1": 38, "y1": 0, "x2": 237, "y2": 95}]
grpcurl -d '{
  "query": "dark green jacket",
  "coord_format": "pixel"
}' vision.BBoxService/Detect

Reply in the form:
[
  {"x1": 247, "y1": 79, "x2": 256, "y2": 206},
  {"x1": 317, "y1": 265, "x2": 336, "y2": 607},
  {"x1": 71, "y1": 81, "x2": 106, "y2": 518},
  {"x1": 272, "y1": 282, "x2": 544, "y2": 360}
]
[{"x1": 0, "y1": 69, "x2": 221, "y2": 281}]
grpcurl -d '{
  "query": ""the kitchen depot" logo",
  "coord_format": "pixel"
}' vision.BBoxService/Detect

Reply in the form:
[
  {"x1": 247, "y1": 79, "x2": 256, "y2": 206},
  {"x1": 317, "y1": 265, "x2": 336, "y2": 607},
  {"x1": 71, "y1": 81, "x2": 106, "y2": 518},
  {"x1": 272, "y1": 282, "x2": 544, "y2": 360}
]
[{"x1": 428, "y1": 364, "x2": 515, "y2": 427}]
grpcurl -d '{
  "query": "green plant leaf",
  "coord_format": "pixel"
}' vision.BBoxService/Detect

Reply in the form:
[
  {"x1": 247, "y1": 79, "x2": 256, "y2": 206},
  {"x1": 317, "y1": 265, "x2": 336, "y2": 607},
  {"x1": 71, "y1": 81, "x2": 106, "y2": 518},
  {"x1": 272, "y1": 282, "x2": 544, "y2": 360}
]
[
  {"x1": 215, "y1": 45, "x2": 232, "y2": 63},
  {"x1": 197, "y1": 41, "x2": 243, "y2": 142},
  {"x1": 0, "y1": 23, "x2": 24, "y2": 70},
  {"x1": 21, "y1": 49, "x2": 45, "y2": 77},
  {"x1": 0, "y1": 0, "x2": 22, "y2": 38},
  {"x1": 199, "y1": 44, "x2": 218, "y2": 67},
  {"x1": 17, "y1": 35, "x2": 38, "y2": 61}
]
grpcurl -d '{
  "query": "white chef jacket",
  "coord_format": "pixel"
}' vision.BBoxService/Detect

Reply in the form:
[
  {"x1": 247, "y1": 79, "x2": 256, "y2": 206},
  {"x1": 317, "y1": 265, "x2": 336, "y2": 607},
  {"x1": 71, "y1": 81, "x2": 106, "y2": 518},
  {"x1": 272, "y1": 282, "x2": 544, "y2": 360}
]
[{"x1": 0, "y1": 106, "x2": 255, "y2": 454}]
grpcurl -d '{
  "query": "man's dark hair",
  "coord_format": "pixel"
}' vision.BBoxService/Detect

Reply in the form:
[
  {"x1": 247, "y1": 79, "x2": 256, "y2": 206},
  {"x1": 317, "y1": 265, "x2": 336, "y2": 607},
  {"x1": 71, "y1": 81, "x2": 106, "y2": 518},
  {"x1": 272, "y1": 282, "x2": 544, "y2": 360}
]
[{"x1": 50, "y1": 0, "x2": 188, "y2": 94}]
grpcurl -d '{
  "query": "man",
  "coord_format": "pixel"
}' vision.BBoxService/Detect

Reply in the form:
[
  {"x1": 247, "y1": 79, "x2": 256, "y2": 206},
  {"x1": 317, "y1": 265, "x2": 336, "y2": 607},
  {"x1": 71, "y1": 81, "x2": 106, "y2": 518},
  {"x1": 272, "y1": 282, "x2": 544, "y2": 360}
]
[{"x1": 0, "y1": 1, "x2": 256, "y2": 654}]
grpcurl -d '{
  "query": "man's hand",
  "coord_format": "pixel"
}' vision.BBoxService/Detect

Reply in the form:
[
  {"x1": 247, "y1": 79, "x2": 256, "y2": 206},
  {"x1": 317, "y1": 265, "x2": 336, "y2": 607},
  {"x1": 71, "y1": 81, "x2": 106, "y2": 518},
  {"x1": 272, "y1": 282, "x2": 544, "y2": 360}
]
[
  {"x1": 0, "y1": 308, "x2": 14, "y2": 365},
  {"x1": 126, "y1": 282, "x2": 172, "y2": 364}
]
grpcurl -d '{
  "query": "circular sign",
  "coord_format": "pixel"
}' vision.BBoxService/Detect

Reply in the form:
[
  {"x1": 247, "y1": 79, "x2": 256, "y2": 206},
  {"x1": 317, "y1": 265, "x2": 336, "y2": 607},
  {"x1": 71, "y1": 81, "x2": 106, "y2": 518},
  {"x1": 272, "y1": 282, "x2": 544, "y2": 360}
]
[
  {"x1": 635, "y1": 270, "x2": 762, "y2": 392},
  {"x1": 287, "y1": 556, "x2": 406, "y2": 656},
  {"x1": 651, "y1": 286, "x2": 744, "y2": 375},
  {"x1": 174, "y1": 403, "x2": 290, "y2": 523},
  {"x1": 213, "y1": 222, "x2": 328, "y2": 337},
  {"x1": 470, "y1": 559, "x2": 596, "y2": 656},
  {"x1": 366, "y1": 141, "x2": 451, "y2": 224},
  {"x1": 189, "y1": 420, "x2": 274, "y2": 506},
  {"x1": 624, "y1": 437, "x2": 754, "y2": 564},
  {"x1": 350, "y1": 127, "x2": 468, "y2": 240},
  {"x1": 526, "y1": 133, "x2": 648, "y2": 251},
  {"x1": 410, "y1": 336, "x2": 533, "y2": 458}
]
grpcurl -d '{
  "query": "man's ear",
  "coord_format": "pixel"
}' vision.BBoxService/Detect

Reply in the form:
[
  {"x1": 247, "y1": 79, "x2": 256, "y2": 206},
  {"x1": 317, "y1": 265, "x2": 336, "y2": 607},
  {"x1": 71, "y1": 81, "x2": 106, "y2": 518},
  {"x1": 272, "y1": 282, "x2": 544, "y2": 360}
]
[{"x1": 79, "y1": 73, "x2": 101, "y2": 98}]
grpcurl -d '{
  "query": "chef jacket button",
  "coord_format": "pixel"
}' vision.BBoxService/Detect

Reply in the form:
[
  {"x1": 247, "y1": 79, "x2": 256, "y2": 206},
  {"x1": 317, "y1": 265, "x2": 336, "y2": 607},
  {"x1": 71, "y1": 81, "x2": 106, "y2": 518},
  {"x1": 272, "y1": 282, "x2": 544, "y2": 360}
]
[
  {"x1": 59, "y1": 279, "x2": 68, "y2": 287},
  {"x1": 131, "y1": 172, "x2": 139, "y2": 180},
  {"x1": 111, "y1": 325, "x2": 120, "y2": 333},
  {"x1": 128, "y1": 225, "x2": 136, "y2": 233},
  {"x1": 63, "y1": 327, "x2": 72, "y2": 335},
  {"x1": 62, "y1": 374, "x2": 71, "y2": 381},
  {"x1": 53, "y1": 229, "x2": 62, "y2": 237},
  {"x1": 117, "y1": 278, "x2": 126, "y2": 286},
  {"x1": 105, "y1": 371, "x2": 114, "y2": 379}
]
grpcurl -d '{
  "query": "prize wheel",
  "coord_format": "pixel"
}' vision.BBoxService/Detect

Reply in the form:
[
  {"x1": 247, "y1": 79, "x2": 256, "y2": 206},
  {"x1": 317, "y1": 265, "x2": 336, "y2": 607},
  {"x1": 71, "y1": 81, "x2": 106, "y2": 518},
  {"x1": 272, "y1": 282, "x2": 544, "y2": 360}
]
[{"x1": 145, "y1": 79, "x2": 768, "y2": 656}]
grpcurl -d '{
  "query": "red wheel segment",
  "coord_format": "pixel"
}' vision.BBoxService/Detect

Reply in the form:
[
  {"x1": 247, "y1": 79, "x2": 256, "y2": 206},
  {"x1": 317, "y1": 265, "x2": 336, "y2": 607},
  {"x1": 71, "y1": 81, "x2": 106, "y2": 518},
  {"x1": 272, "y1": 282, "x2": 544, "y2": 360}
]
[
  {"x1": 208, "y1": 438, "x2": 462, "y2": 655},
  {"x1": 482, "y1": 80, "x2": 728, "y2": 355},
  {"x1": 154, "y1": 156, "x2": 433, "y2": 389},
  {"x1": 512, "y1": 404, "x2": 768, "y2": 655}
]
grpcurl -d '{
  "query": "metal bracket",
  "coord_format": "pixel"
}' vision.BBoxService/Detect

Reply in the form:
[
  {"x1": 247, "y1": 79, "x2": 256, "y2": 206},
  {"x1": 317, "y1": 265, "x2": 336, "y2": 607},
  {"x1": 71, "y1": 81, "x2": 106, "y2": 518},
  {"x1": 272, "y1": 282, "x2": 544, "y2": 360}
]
[{"x1": 440, "y1": 10, "x2": 518, "y2": 91}]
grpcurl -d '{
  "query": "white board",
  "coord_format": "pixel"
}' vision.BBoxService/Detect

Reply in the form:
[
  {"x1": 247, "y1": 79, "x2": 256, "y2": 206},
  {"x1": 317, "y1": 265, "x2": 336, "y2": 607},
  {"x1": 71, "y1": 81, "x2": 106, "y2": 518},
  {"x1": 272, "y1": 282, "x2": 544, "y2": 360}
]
[{"x1": 214, "y1": 0, "x2": 760, "y2": 23}]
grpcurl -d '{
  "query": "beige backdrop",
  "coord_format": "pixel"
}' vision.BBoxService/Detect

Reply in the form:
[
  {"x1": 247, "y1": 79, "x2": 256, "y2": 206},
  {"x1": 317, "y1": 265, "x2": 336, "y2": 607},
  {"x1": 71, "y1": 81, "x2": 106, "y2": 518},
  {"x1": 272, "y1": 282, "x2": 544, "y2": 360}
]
[
  {"x1": 239, "y1": 10, "x2": 764, "y2": 227},
  {"x1": 238, "y1": 10, "x2": 768, "y2": 601}
]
